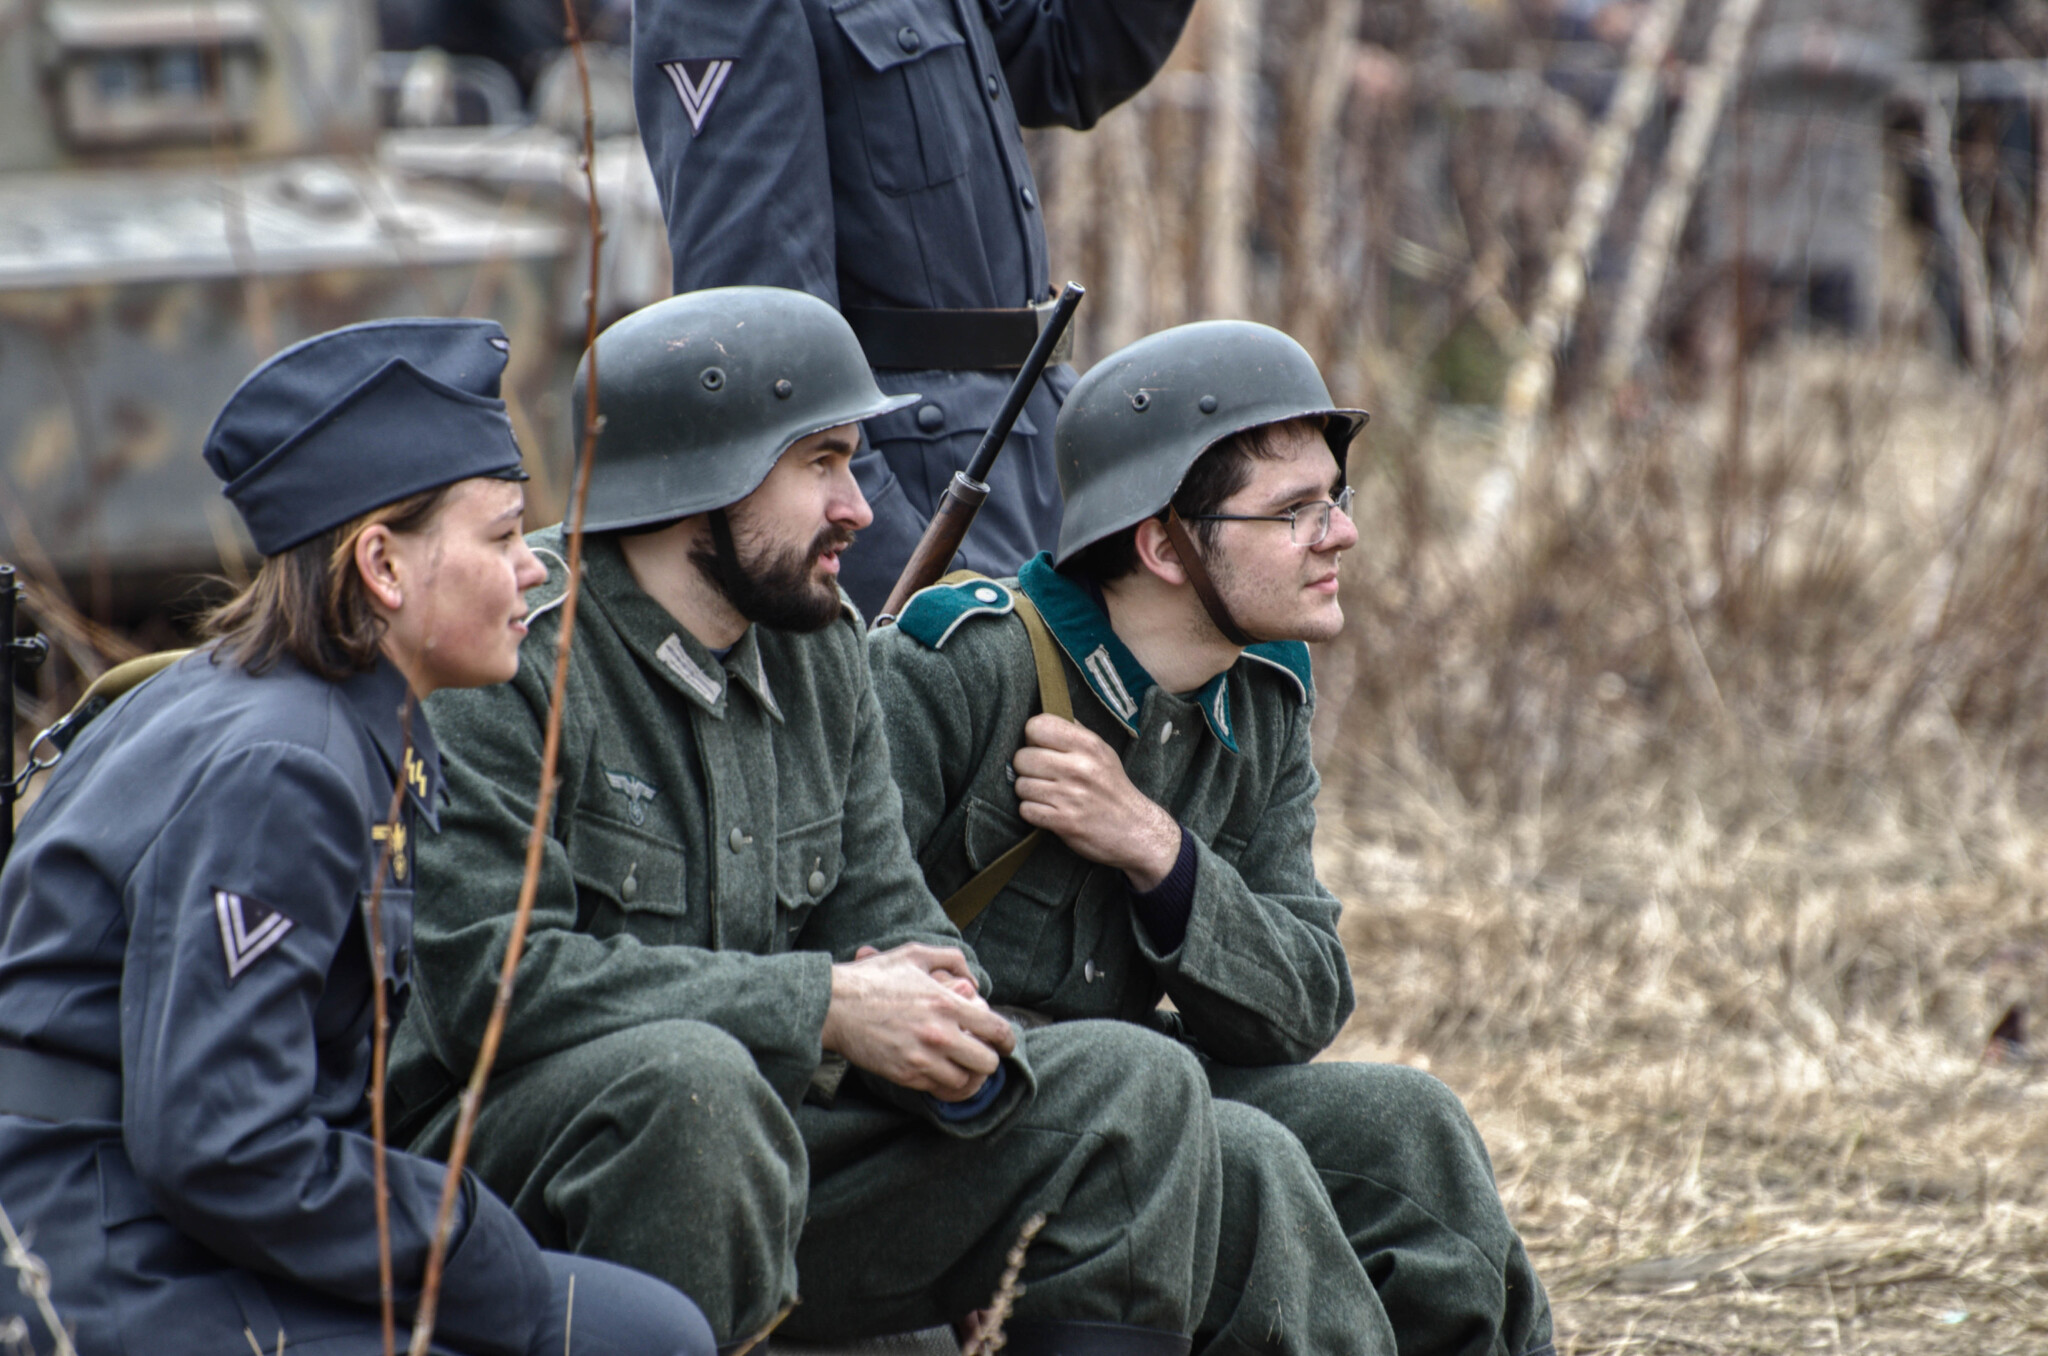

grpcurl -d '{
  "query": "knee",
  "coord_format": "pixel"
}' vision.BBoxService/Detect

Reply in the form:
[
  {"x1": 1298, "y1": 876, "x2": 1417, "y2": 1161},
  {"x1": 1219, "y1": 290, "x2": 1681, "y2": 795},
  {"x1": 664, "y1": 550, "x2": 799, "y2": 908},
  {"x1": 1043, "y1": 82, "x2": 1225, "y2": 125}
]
[
  {"x1": 1040, "y1": 1019, "x2": 1209, "y2": 1112},
  {"x1": 568, "y1": 1021, "x2": 798, "y2": 1159},
  {"x1": 533, "y1": 1251, "x2": 715, "y2": 1356}
]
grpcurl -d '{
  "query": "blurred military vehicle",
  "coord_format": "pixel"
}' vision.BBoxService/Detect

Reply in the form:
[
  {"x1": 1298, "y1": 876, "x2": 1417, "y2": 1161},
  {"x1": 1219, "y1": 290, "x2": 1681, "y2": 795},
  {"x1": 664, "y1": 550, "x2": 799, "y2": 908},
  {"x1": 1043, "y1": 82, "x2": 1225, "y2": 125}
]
[{"x1": 0, "y1": 0, "x2": 667, "y2": 597}]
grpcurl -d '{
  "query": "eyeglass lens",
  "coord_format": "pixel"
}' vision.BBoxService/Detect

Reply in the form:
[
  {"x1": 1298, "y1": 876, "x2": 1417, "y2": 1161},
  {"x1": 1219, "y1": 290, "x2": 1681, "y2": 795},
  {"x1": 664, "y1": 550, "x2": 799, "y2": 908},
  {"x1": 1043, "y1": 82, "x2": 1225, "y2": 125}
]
[{"x1": 1294, "y1": 486, "x2": 1355, "y2": 545}]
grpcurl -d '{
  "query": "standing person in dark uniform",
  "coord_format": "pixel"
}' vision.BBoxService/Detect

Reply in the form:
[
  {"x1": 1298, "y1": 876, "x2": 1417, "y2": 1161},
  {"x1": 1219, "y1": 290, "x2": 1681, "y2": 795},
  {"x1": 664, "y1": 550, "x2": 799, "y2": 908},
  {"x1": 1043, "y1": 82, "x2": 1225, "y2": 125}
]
[
  {"x1": 0, "y1": 320, "x2": 715, "y2": 1356},
  {"x1": 631, "y1": 0, "x2": 1200, "y2": 617}
]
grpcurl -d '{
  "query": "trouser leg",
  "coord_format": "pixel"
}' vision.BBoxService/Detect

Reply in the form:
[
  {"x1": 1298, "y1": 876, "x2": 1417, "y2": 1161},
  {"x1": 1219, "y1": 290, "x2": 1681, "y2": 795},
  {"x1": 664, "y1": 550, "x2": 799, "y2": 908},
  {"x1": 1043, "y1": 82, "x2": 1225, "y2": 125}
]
[
  {"x1": 1206, "y1": 1062, "x2": 1554, "y2": 1356},
  {"x1": 411, "y1": 1019, "x2": 806, "y2": 1345},
  {"x1": 1196, "y1": 1099, "x2": 1398, "y2": 1356},
  {"x1": 785, "y1": 1020, "x2": 1219, "y2": 1342},
  {"x1": 527, "y1": 1251, "x2": 715, "y2": 1356}
]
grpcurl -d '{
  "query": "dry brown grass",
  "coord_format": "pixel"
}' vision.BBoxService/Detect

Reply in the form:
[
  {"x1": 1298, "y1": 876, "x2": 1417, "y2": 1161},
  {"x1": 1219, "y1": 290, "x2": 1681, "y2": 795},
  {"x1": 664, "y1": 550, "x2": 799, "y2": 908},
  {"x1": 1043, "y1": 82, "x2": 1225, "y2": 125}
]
[{"x1": 1312, "y1": 338, "x2": 2048, "y2": 1353}]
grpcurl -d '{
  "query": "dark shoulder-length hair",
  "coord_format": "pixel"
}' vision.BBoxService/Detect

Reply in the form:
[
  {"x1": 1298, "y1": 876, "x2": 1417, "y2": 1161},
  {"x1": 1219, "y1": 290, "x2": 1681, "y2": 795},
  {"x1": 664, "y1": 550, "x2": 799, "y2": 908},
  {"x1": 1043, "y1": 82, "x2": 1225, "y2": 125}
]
[{"x1": 202, "y1": 485, "x2": 452, "y2": 681}]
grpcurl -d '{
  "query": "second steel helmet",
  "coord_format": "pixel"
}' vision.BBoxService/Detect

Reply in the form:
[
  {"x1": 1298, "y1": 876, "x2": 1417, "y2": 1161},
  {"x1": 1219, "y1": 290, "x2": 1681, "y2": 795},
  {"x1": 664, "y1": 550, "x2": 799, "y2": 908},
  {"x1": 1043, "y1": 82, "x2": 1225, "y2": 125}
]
[
  {"x1": 1052, "y1": 321, "x2": 1367, "y2": 564},
  {"x1": 573, "y1": 286, "x2": 918, "y2": 532}
]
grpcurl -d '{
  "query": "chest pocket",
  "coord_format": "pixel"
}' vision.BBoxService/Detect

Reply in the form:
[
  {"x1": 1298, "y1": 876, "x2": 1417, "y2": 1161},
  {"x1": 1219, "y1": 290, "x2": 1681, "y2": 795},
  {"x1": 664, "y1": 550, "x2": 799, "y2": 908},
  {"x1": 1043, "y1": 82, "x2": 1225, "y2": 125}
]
[
  {"x1": 569, "y1": 813, "x2": 690, "y2": 942},
  {"x1": 775, "y1": 814, "x2": 844, "y2": 945},
  {"x1": 832, "y1": 0, "x2": 970, "y2": 193}
]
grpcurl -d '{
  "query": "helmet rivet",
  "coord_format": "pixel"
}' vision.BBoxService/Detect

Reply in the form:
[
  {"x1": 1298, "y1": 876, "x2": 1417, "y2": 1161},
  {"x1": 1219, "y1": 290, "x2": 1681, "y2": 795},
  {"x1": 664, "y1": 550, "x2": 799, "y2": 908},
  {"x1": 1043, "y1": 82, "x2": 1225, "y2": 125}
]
[
  {"x1": 1130, "y1": 391, "x2": 1151, "y2": 412},
  {"x1": 701, "y1": 367, "x2": 726, "y2": 391},
  {"x1": 774, "y1": 378, "x2": 794, "y2": 399},
  {"x1": 1199, "y1": 394, "x2": 1218, "y2": 414}
]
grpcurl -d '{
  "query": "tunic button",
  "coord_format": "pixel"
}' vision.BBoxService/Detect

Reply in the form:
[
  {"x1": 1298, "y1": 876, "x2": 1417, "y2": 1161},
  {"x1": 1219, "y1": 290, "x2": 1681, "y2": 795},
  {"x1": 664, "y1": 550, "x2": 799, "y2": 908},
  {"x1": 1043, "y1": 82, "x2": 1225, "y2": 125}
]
[
  {"x1": 620, "y1": 863, "x2": 639, "y2": 903},
  {"x1": 897, "y1": 26, "x2": 921, "y2": 52},
  {"x1": 1159, "y1": 721, "x2": 1174, "y2": 744},
  {"x1": 985, "y1": 73, "x2": 1001, "y2": 99},
  {"x1": 807, "y1": 869, "x2": 828, "y2": 897},
  {"x1": 729, "y1": 826, "x2": 750, "y2": 852},
  {"x1": 974, "y1": 586, "x2": 1001, "y2": 604},
  {"x1": 1020, "y1": 186, "x2": 1037, "y2": 210},
  {"x1": 1083, "y1": 959, "x2": 1099, "y2": 983},
  {"x1": 916, "y1": 403, "x2": 944, "y2": 432},
  {"x1": 393, "y1": 947, "x2": 410, "y2": 978}
]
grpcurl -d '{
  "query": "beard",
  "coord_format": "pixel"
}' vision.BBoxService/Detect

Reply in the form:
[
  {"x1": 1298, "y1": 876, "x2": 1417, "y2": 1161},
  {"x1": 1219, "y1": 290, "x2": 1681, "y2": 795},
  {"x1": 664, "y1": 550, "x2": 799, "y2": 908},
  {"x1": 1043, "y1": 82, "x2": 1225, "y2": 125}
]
[{"x1": 692, "y1": 515, "x2": 855, "y2": 634}]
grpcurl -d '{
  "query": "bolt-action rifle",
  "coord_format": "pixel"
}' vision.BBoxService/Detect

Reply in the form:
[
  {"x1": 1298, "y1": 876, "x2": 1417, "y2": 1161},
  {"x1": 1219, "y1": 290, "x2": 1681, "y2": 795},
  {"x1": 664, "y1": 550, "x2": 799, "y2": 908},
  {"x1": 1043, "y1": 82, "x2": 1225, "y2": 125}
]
[{"x1": 872, "y1": 282, "x2": 1084, "y2": 627}]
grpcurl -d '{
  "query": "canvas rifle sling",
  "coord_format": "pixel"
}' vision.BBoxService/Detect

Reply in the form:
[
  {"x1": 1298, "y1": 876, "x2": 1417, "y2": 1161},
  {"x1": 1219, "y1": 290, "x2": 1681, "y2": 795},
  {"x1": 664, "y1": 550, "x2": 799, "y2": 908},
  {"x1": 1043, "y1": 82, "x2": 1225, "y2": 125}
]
[{"x1": 940, "y1": 583, "x2": 1072, "y2": 931}]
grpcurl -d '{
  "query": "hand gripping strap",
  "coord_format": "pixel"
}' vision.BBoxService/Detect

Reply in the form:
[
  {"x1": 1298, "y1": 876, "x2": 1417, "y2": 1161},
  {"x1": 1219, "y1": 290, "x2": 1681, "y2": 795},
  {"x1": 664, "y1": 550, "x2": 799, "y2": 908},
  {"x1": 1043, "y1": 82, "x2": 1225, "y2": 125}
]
[{"x1": 940, "y1": 583, "x2": 1072, "y2": 930}]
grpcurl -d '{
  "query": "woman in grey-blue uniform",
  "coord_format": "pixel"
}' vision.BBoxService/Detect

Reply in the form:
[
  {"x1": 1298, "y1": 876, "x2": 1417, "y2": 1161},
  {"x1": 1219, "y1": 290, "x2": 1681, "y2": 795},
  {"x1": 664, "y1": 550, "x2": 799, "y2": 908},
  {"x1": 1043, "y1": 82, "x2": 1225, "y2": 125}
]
[{"x1": 0, "y1": 320, "x2": 715, "y2": 1356}]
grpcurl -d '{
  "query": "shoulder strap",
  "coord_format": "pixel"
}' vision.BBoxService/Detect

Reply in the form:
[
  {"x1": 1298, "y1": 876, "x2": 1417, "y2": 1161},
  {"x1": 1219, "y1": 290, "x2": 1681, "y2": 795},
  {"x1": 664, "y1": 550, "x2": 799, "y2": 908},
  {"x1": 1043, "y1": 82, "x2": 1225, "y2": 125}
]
[{"x1": 940, "y1": 589, "x2": 1069, "y2": 930}]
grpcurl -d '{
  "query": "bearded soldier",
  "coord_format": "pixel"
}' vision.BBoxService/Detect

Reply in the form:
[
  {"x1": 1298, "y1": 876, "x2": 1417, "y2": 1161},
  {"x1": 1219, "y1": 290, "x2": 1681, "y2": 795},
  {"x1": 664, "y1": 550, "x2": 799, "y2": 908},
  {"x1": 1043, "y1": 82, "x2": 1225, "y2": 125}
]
[
  {"x1": 869, "y1": 321, "x2": 1558, "y2": 1356},
  {"x1": 388, "y1": 288, "x2": 1244, "y2": 1356}
]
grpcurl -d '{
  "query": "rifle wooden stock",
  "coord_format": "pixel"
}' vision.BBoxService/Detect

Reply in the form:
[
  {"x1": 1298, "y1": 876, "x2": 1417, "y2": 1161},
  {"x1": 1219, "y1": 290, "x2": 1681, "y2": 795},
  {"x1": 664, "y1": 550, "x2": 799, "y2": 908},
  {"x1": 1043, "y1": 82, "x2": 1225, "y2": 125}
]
[{"x1": 877, "y1": 472, "x2": 988, "y2": 622}]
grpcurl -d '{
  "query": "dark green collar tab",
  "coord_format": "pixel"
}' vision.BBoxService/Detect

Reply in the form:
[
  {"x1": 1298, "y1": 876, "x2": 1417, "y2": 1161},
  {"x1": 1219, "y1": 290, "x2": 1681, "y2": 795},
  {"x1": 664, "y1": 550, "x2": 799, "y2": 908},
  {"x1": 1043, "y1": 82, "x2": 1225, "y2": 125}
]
[
  {"x1": 1017, "y1": 553, "x2": 1155, "y2": 736},
  {"x1": 1242, "y1": 641, "x2": 1314, "y2": 705},
  {"x1": 893, "y1": 575, "x2": 1016, "y2": 649},
  {"x1": 1017, "y1": 554, "x2": 1313, "y2": 750}
]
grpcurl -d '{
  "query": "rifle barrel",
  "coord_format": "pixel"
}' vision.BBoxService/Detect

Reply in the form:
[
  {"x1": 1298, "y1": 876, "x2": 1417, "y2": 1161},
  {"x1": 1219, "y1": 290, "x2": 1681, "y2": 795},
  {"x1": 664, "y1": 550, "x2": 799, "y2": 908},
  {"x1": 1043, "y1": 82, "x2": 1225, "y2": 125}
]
[{"x1": 965, "y1": 282, "x2": 1085, "y2": 486}]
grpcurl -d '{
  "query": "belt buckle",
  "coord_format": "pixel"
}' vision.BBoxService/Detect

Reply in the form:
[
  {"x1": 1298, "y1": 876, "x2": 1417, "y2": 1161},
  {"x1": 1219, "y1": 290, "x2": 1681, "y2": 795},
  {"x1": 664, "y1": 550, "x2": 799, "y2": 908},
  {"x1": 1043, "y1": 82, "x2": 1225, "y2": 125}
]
[{"x1": 1031, "y1": 298, "x2": 1075, "y2": 366}]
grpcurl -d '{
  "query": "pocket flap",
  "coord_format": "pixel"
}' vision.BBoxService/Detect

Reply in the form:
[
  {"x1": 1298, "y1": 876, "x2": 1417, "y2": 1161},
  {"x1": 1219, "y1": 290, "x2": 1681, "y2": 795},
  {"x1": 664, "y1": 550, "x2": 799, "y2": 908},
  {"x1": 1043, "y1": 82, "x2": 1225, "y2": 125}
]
[
  {"x1": 776, "y1": 813, "x2": 845, "y2": 908},
  {"x1": 568, "y1": 814, "x2": 688, "y2": 917},
  {"x1": 833, "y1": 0, "x2": 965, "y2": 73}
]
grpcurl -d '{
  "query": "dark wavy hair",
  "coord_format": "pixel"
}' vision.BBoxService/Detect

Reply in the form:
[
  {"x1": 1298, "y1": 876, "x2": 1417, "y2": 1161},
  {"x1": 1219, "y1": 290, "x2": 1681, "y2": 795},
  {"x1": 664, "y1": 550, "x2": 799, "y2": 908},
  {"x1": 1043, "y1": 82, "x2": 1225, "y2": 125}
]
[{"x1": 202, "y1": 486, "x2": 452, "y2": 680}]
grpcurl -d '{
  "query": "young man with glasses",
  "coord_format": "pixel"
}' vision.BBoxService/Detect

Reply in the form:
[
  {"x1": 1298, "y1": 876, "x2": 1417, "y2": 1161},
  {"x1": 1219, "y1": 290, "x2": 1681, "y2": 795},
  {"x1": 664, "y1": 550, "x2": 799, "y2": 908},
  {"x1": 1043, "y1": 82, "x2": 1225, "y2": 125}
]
[{"x1": 870, "y1": 321, "x2": 1556, "y2": 1356}]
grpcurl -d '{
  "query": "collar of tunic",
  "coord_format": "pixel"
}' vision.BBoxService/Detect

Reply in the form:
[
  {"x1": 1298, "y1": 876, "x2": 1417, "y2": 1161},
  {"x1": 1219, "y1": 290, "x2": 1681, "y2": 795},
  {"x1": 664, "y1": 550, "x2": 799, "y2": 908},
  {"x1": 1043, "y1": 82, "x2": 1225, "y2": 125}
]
[
  {"x1": 337, "y1": 656, "x2": 446, "y2": 827},
  {"x1": 1014, "y1": 552, "x2": 1313, "y2": 754},
  {"x1": 539, "y1": 533, "x2": 789, "y2": 724}
]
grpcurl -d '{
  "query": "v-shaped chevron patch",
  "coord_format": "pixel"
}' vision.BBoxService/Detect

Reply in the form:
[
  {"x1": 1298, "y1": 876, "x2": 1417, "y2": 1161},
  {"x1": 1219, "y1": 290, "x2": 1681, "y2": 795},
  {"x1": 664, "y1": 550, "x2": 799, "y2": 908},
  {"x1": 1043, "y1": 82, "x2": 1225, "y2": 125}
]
[
  {"x1": 214, "y1": 889, "x2": 294, "y2": 983},
  {"x1": 660, "y1": 58, "x2": 736, "y2": 135}
]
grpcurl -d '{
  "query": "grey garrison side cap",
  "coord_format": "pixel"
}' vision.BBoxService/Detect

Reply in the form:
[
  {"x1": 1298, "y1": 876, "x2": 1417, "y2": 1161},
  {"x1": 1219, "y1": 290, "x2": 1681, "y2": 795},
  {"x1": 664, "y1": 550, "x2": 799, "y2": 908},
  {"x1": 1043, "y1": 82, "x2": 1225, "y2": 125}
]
[
  {"x1": 572, "y1": 286, "x2": 919, "y2": 532},
  {"x1": 1052, "y1": 320, "x2": 1368, "y2": 565}
]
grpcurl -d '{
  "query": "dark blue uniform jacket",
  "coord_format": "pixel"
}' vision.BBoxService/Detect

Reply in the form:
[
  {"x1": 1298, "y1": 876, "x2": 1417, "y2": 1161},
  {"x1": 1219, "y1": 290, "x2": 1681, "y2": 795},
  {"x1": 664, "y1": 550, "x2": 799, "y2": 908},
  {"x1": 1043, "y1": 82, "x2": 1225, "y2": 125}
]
[
  {"x1": 0, "y1": 652, "x2": 546, "y2": 1356},
  {"x1": 632, "y1": 0, "x2": 1197, "y2": 613}
]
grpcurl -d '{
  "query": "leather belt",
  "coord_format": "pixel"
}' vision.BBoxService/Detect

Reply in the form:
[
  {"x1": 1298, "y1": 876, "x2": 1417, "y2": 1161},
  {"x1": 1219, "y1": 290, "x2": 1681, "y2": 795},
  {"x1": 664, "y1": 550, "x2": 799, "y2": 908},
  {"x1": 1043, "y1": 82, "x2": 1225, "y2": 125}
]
[
  {"x1": 844, "y1": 299, "x2": 1076, "y2": 371},
  {"x1": 0, "y1": 1040, "x2": 122, "y2": 1124}
]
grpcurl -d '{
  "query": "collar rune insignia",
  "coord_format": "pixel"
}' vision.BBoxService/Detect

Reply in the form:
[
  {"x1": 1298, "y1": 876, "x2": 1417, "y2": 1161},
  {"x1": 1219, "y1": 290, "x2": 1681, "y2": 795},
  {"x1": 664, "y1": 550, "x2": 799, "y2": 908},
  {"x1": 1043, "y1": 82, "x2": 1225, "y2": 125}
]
[
  {"x1": 657, "y1": 634, "x2": 724, "y2": 703},
  {"x1": 404, "y1": 747, "x2": 429, "y2": 799},
  {"x1": 214, "y1": 890, "x2": 294, "y2": 982},
  {"x1": 604, "y1": 769, "x2": 660, "y2": 825},
  {"x1": 660, "y1": 58, "x2": 736, "y2": 135},
  {"x1": 372, "y1": 821, "x2": 409, "y2": 881}
]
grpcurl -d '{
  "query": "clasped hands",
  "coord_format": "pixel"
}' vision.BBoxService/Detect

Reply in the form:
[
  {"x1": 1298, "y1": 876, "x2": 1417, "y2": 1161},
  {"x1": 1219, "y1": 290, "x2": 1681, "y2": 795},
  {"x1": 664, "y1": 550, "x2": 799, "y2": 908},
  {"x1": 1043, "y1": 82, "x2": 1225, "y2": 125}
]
[{"x1": 823, "y1": 717, "x2": 1175, "y2": 1102}]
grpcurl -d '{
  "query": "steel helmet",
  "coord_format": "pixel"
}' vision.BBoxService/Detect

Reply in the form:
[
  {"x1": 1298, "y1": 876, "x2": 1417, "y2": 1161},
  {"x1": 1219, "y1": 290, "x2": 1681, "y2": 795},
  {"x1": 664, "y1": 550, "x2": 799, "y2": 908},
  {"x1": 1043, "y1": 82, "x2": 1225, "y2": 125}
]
[
  {"x1": 573, "y1": 286, "x2": 918, "y2": 532},
  {"x1": 1052, "y1": 321, "x2": 1367, "y2": 564}
]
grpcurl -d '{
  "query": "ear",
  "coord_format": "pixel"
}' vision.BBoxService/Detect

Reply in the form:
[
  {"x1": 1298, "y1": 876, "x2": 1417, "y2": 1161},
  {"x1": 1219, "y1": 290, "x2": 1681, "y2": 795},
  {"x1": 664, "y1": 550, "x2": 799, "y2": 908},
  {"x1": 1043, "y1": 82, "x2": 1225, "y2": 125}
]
[
  {"x1": 354, "y1": 524, "x2": 404, "y2": 615},
  {"x1": 1132, "y1": 516, "x2": 1190, "y2": 587}
]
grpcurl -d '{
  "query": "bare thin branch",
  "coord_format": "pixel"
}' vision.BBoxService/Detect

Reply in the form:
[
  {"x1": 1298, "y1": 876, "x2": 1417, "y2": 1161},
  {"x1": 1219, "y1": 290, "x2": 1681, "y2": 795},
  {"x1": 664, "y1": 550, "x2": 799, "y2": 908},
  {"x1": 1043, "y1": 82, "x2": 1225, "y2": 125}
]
[
  {"x1": 405, "y1": 1, "x2": 610, "y2": 1349},
  {"x1": 0, "y1": 1196, "x2": 76, "y2": 1356}
]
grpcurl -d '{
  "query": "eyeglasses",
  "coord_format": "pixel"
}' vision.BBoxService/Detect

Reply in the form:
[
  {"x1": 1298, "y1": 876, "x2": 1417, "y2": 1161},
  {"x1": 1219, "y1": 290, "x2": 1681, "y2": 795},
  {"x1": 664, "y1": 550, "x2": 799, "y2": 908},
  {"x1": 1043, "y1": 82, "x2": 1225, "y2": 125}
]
[{"x1": 1186, "y1": 485, "x2": 1354, "y2": 546}]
